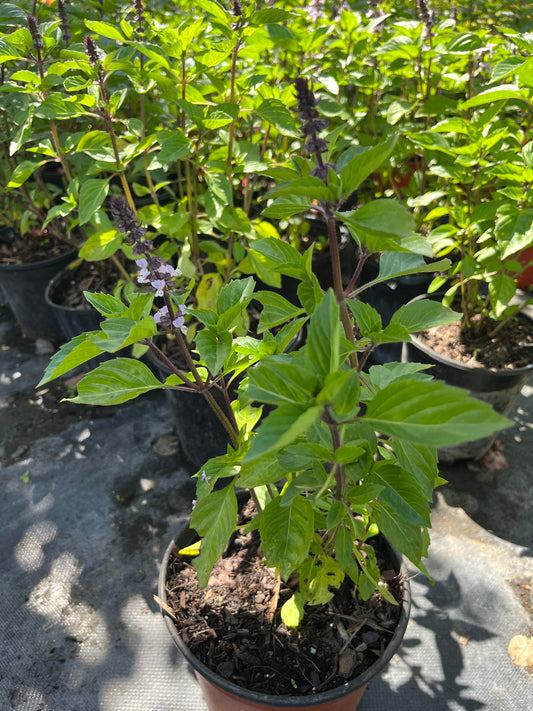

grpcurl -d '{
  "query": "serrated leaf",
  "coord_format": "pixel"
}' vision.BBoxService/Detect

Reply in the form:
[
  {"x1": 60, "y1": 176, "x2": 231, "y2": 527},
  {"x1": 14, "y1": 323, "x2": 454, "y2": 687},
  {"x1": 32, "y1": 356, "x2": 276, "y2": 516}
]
[
  {"x1": 192, "y1": 486, "x2": 238, "y2": 588},
  {"x1": 256, "y1": 98, "x2": 299, "y2": 136},
  {"x1": 83, "y1": 292, "x2": 127, "y2": 317},
  {"x1": 79, "y1": 229, "x2": 122, "y2": 260},
  {"x1": 489, "y1": 275, "x2": 516, "y2": 317},
  {"x1": 68, "y1": 358, "x2": 164, "y2": 405},
  {"x1": 461, "y1": 85, "x2": 531, "y2": 110},
  {"x1": 246, "y1": 357, "x2": 315, "y2": 406},
  {"x1": 390, "y1": 300, "x2": 460, "y2": 333},
  {"x1": 260, "y1": 495, "x2": 314, "y2": 580},
  {"x1": 339, "y1": 201, "x2": 419, "y2": 254},
  {"x1": 347, "y1": 300, "x2": 382, "y2": 336},
  {"x1": 195, "y1": 328, "x2": 232, "y2": 374},
  {"x1": 339, "y1": 134, "x2": 398, "y2": 195},
  {"x1": 85, "y1": 20, "x2": 126, "y2": 41},
  {"x1": 368, "y1": 463, "x2": 430, "y2": 527},
  {"x1": 255, "y1": 291, "x2": 304, "y2": 332},
  {"x1": 157, "y1": 131, "x2": 191, "y2": 162},
  {"x1": 364, "y1": 380, "x2": 512, "y2": 446},
  {"x1": 306, "y1": 290, "x2": 340, "y2": 377},
  {"x1": 372, "y1": 501, "x2": 430, "y2": 569},
  {"x1": 262, "y1": 197, "x2": 312, "y2": 219},
  {"x1": 37, "y1": 333, "x2": 102, "y2": 386},
  {"x1": 245, "y1": 403, "x2": 323, "y2": 461},
  {"x1": 88, "y1": 316, "x2": 156, "y2": 352},
  {"x1": 78, "y1": 179, "x2": 109, "y2": 226}
]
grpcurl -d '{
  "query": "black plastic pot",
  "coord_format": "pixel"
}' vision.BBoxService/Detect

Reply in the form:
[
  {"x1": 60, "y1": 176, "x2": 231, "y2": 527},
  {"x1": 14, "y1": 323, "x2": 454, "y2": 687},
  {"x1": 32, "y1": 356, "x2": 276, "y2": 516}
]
[
  {"x1": 0, "y1": 249, "x2": 77, "y2": 341},
  {"x1": 402, "y1": 303, "x2": 533, "y2": 462},
  {"x1": 359, "y1": 259, "x2": 433, "y2": 365},
  {"x1": 158, "y1": 518, "x2": 411, "y2": 711},
  {"x1": 147, "y1": 348, "x2": 233, "y2": 469},
  {"x1": 45, "y1": 258, "x2": 104, "y2": 339}
]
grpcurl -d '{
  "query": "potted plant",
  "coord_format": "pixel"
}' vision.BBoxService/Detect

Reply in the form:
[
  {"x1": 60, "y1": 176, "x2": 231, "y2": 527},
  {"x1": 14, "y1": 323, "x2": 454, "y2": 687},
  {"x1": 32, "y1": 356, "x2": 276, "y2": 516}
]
[
  {"x1": 39, "y1": 74, "x2": 511, "y2": 708},
  {"x1": 400, "y1": 35, "x2": 533, "y2": 461}
]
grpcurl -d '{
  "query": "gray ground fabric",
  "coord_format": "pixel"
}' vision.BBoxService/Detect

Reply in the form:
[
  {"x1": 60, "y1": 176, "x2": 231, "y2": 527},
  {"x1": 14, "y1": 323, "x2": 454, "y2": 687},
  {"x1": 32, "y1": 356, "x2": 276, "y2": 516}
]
[{"x1": 0, "y1": 305, "x2": 532, "y2": 711}]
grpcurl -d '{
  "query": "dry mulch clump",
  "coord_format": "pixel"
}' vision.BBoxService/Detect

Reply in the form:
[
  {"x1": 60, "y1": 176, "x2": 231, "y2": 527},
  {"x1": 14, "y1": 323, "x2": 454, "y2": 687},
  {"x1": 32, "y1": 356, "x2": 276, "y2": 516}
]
[
  {"x1": 417, "y1": 313, "x2": 533, "y2": 370},
  {"x1": 165, "y1": 502, "x2": 405, "y2": 697}
]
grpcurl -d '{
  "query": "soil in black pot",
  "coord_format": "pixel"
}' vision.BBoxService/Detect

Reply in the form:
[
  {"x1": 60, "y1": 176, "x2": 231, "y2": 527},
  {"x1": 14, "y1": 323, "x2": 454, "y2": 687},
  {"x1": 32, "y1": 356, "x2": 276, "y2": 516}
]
[
  {"x1": 416, "y1": 313, "x2": 533, "y2": 370},
  {"x1": 165, "y1": 500, "x2": 405, "y2": 697}
]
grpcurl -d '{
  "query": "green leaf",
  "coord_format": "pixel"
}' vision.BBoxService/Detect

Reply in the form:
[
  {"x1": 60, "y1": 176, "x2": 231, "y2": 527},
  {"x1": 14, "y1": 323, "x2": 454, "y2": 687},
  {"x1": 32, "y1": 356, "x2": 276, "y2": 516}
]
[
  {"x1": 249, "y1": 8, "x2": 293, "y2": 25},
  {"x1": 83, "y1": 292, "x2": 127, "y2": 317},
  {"x1": 488, "y1": 275, "x2": 516, "y2": 317},
  {"x1": 245, "y1": 403, "x2": 323, "y2": 461},
  {"x1": 326, "y1": 502, "x2": 346, "y2": 529},
  {"x1": 238, "y1": 458, "x2": 287, "y2": 488},
  {"x1": 88, "y1": 316, "x2": 156, "y2": 352},
  {"x1": 255, "y1": 291, "x2": 304, "y2": 333},
  {"x1": 368, "y1": 462, "x2": 430, "y2": 527},
  {"x1": 264, "y1": 177, "x2": 335, "y2": 203},
  {"x1": 156, "y1": 131, "x2": 191, "y2": 162},
  {"x1": 246, "y1": 357, "x2": 315, "y2": 406},
  {"x1": 347, "y1": 300, "x2": 382, "y2": 336},
  {"x1": 316, "y1": 369, "x2": 360, "y2": 419},
  {"x1": 79, "y1": 229, "x2": 122, "y2": 260},
  {"x1": 390, "y1": 300, "x2": 460, "y2": 333},
  {"x1": 372, "y1": 501, "x2": 430, "y2": 569},
  {"x1": 68, "y1": 358, "x2": 164, "y2": 405},
  {"x1": 262, "y1": 197, "x2": 312, "y2": 219},
  {"x1": 249, "y1": 238, "x2": 309, "y2": 280},
  {"x1": 364, "y1": 380, "x2": 512, "y2": 446},
  {"x1": 256, "y1": 98, "x2": 299, "y2": 136},
  {"x1": 37, "y1": 333, "x2": 102, "y2": 386},
  {"x1": 195, "y1": 328, "x2": 232, "y2": 374},
  {"x1": 339, "y1": 134, "x2": 398, "y2": 195},
  {"x1": 461, "y1": 85, "x2": 531, "y2": 109},
  {"x1": 192, "y1": 486, "x2": 238, "y2": 588},
  {"x1": 7, "y1": 160, "x2": 44, "y2": 189},
  {"x1": 260, "y1": 495, "x2": 314, "y2": 580},
  {"x1": 206, "y1": 171, "x2": 233, "y2": 206},
  {"x1": 85, "y1": 20, "x2": 126, "y2": 42},
  {"x1": 194, "y1": 0, "x2": 232, "y2": 26},
  {"x1": 280, "y1": 592, "x2": 305, "y2": 628},
  {"x1": 78, "y1": 179, "x2": 109, "y2": 226},
  {"x1": 339, "y1": 201, "x2": 419, "y2": 254},
  {"x1": 306, "y1": 290, "x2": 340, "y2": 377}
]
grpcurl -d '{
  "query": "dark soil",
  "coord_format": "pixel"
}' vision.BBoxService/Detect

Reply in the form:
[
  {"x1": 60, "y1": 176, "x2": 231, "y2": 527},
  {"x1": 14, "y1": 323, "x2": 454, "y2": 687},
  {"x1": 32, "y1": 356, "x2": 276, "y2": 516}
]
[
  {"x1": 0, "y1": 229, "x2": 74, "y2": 265},
  {"x1": 51, "y1": 260, "x2": 130, "y2": 309},
  {"x1": 165, "y1": 501, "x2": 404, "y2": 698},
  {"x1": 416, "y1": 313, "x2": 533, "y2": 370}
]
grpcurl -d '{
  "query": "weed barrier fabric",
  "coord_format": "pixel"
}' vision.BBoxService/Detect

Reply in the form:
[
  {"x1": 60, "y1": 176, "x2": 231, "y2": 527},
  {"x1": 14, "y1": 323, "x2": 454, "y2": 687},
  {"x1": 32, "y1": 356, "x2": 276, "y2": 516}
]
[{"x1": 0, "y1": 306, "x2": 531, "y2": 710}]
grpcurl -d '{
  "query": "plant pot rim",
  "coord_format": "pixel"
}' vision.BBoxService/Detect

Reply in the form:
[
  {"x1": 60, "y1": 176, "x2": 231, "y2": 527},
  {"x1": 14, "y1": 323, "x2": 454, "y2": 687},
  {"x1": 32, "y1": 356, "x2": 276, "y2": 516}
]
[
  {"x1": 0, "y1": 248, "x2": 77, "y2": 272},
  {"x1": 44, "y1": 257, "x2": 91, "y2": 313},
  {"x1": 158, "y1": 524, "x2": 411, "y2": 708},
  {"x1": 409, "y1": 294, "x2": 533, "y2": 378}
]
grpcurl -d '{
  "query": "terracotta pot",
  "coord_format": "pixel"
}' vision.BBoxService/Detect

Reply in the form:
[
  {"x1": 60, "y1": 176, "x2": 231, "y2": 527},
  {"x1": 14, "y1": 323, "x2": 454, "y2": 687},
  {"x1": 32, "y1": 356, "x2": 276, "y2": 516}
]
[
  {"x1": 402, "y1": 311, "x2": 533, "y2": 462},
  {"x1": 158, "y1": 520, "x2": 411, "y2": 711},
  {"x1": 515, "y1": 246, "x2": 533, "y2": 290}
]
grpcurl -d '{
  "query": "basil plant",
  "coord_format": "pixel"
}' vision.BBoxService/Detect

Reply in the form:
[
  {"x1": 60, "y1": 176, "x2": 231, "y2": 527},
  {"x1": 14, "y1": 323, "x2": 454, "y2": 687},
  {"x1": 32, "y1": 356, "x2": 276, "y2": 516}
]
[{"x1": 40, "y1": 79, "x2": 511, "y2": 628}]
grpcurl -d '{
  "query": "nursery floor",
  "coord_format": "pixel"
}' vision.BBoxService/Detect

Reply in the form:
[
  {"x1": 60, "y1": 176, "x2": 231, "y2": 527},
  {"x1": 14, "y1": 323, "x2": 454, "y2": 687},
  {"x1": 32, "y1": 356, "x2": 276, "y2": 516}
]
[{"x1": 0, "y1": 303, "x2": 532, "y2": 711}]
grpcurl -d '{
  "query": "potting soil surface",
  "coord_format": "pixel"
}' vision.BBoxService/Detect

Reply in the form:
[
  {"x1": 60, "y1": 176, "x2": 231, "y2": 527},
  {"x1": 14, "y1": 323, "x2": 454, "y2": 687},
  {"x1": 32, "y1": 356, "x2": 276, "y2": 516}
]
[{"x1": 0, "y1": 303, "x2": 532, "y2": 711}]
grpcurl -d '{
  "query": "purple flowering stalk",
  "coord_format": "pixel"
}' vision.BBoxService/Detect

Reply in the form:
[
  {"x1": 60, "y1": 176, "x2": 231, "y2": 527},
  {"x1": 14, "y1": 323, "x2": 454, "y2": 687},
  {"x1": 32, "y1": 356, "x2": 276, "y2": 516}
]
[
  {"x1": 294, "y1": 78, "x2": 357, "y2": 366},
  {"x1": 110, "y1": 196, "x2": 240, "y2": 446}
]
